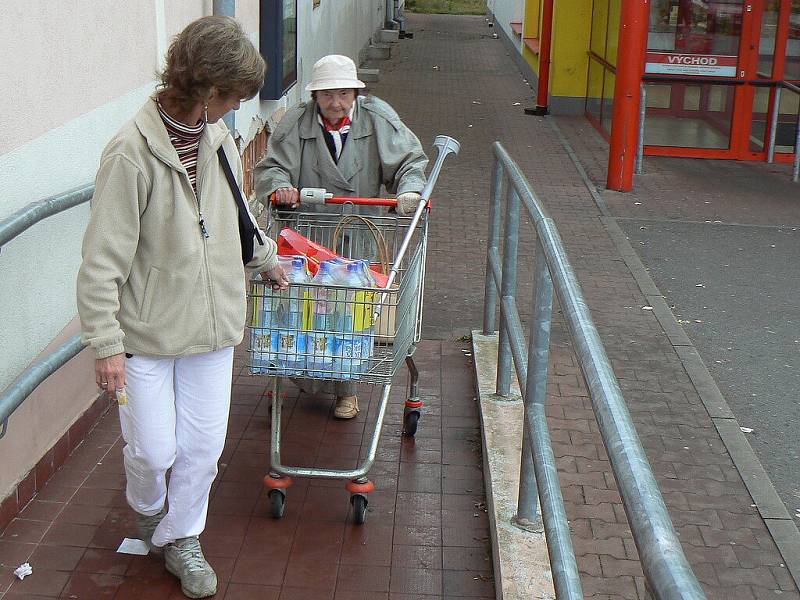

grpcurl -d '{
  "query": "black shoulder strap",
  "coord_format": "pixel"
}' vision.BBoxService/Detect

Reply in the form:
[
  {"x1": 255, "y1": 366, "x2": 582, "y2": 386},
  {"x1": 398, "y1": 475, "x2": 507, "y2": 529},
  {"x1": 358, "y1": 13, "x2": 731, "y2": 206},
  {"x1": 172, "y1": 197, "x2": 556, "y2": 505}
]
[{"x1": 217, "y1": 146, "x2": 264, "y2": 245}]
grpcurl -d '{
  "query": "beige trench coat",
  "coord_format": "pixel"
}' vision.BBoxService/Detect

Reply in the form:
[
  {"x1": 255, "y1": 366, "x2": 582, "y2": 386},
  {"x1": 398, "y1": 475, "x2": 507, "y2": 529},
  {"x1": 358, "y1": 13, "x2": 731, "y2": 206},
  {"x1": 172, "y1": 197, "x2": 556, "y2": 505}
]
[{"x1": 254, "y1": 95, "x2": 428, "y2": 212}]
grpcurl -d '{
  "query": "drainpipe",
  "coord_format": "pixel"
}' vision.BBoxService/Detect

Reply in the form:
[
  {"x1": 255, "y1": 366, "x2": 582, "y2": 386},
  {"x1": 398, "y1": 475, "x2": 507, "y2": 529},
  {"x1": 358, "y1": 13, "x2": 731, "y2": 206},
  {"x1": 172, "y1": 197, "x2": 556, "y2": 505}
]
[
  {"x1": 213, "y1": 0, "x2": 236, "y2": 133},
  {"x1": 532, "y1": 0, "x2": 554, "y2": 115},
  {"x1": 606, "y1": 0, "x2": 649, "y2": 192}
]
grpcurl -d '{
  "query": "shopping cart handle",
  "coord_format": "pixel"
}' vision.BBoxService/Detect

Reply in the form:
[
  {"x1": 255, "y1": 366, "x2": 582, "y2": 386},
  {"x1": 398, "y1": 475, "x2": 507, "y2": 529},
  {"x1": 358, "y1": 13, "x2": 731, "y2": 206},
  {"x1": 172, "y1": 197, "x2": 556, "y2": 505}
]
[{"x1": 272, "y1": 188, "x2": 429, "y2": 209}]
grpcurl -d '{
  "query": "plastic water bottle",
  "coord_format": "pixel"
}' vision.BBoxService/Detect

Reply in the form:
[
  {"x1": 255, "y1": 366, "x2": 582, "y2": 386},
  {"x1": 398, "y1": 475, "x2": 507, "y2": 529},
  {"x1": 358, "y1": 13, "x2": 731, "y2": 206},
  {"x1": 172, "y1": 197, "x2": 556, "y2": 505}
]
[
  {"x1": 249, "y1": 273, "x2": 275, "y2": 373},
  {"x1": 334, "y1": 262, "x2": 367, "y2": 379},
  {"x1": 273, "y1": 256, "x2": 310, "y2": 375},
  {"x1": 308, "y1": 261, "x2": 340, "y2": 378},
  {"x1": 355, "y1": 260, "x2": 377, "y2": 370}
]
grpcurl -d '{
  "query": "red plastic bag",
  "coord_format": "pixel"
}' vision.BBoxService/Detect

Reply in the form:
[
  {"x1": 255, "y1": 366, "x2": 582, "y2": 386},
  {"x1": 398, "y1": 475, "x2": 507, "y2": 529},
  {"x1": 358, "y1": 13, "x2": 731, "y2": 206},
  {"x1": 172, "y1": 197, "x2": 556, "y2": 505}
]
[{"x1": 277, "y1": 227, "x2": 389, "y2": 287}]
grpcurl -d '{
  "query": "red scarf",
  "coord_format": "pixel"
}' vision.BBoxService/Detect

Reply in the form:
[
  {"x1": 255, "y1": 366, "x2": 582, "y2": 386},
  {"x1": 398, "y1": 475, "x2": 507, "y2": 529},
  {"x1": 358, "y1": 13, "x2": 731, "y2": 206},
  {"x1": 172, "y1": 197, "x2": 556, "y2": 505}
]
[{"x1": 321, "y1": 115, "x2": 351, "y2": 132}]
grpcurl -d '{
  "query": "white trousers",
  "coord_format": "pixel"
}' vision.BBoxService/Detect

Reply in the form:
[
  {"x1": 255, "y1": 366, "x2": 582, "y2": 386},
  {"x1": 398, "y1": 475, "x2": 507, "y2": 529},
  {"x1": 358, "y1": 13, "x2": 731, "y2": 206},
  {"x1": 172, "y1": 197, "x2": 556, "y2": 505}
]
[{"x1": 120, "y1": 347, "x2": 234, "y2": 547}]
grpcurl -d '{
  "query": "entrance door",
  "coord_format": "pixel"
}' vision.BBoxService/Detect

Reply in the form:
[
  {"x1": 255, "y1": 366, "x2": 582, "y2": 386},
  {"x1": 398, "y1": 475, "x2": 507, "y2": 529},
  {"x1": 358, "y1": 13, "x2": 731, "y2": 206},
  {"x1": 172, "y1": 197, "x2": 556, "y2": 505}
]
[{"x1": 642, "y1": 0, "x2": 798, "y2": 160}]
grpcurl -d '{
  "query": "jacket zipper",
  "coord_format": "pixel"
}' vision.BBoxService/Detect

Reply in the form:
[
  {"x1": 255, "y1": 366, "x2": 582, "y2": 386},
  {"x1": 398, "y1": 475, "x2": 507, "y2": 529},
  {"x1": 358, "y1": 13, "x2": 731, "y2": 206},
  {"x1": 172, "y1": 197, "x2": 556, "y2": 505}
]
[{"x1": 192, "y1": 157, "x2": 219, "y2": 350}]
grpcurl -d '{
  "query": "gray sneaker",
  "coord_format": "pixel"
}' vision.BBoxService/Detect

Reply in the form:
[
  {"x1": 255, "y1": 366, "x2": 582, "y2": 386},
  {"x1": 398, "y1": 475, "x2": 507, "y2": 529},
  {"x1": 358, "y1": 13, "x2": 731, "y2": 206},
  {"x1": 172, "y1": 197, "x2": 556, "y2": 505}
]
[
  {"x1": 135, "y1": 506, "x2": 166, "y2": 554},
  {"x1": 164, "y1": 536, "x2": 217, "y2": 599}
]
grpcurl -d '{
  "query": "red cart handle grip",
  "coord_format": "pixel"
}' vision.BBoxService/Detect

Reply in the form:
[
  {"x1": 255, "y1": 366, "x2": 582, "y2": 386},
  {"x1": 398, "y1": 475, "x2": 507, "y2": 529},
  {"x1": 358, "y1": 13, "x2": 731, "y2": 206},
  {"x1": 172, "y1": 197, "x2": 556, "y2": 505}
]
[{"x1": 270, "y1": 188, "x2": 430, "y2": 209}]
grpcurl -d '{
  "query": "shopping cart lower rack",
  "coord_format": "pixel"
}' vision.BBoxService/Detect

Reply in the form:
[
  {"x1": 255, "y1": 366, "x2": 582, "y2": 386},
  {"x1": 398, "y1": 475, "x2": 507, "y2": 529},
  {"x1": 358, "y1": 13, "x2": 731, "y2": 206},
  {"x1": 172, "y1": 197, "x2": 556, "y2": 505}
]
[{"x1": 246, "y1": 135, "x2": 459, "y2": 524}]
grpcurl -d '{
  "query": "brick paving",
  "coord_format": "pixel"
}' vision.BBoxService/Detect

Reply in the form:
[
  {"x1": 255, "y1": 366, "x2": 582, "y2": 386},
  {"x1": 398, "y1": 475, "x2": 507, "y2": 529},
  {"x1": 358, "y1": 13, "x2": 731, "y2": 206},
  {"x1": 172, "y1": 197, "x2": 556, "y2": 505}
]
[{"x1": 1, "y1": 11, "x2": 798, "y2": 600}]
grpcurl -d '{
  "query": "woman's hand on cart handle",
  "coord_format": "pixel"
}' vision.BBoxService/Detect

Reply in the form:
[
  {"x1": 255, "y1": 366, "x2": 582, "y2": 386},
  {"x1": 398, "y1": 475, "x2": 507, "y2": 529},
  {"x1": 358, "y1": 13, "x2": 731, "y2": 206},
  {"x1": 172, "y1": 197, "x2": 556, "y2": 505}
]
[
  {"x1": 396, "y1": 192, "x2": 423, "y2": 216},
  {"x1": 271, "y1": 187, "x2": 300, "y2": 209},
  {"x1": 261, "y1": 263, "x2": 289, "y2": 291}
]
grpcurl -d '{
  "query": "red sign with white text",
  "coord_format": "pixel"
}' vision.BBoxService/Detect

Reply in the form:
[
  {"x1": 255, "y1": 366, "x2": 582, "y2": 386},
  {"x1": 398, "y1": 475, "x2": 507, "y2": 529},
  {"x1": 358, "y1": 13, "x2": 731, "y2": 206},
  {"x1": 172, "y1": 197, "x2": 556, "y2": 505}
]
[{"x1": 645, "y1": 52, "x2": 738, "y2": 77}]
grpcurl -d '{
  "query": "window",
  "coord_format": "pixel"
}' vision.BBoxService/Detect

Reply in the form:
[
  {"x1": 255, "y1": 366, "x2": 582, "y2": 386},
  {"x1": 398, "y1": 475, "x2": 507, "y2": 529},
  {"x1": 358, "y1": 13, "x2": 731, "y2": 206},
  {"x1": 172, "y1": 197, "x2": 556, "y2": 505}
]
[{"x1": 260, "y1": 0, "x2": 298, "y2": 99}]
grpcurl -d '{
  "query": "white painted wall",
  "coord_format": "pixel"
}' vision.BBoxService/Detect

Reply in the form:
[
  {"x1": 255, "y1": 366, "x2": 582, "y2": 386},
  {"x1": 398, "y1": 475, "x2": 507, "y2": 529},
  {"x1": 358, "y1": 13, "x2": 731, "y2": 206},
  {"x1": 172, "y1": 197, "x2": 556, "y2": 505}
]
[
  {"x1": 486, "y1": 0, "x2": 525, "y2": 47},
  {"x1": 0, "y1": 0, "x2": 387, "y2": 501}
]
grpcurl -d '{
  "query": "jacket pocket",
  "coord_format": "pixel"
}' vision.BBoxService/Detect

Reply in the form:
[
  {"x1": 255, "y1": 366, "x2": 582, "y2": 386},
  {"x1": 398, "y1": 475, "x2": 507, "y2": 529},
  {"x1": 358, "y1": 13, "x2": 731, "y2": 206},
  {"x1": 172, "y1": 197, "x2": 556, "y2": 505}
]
[{"x1": 139, "y1": 267, "x2": 160, "y2": 323}]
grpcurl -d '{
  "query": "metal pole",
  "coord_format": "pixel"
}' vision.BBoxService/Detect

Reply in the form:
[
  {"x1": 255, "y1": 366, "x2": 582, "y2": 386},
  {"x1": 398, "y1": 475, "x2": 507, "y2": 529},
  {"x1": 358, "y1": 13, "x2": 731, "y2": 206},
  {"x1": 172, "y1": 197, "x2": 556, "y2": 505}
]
[
  {"x1": 793, "y1": 107, "x2": 800, "y2": 182},
  {"x1": 533, "y1": 0, "x2": 555, "y2": 114},
  {"x1": 496, "y1": 187, "x2": 521, "y2": 396},
  {"x1": 767, "y1": 86, "x2": 781, "y2": 163},
  {"x1": 0, "y1": 184, "x2": 93, "y2": 249},
  {"x1": 539, "y1": 216, "x2": 706, "y2": 599},
  {"x1": 0, "y1": 334, "x2": 85, "y2": 439},
  {"x1": 515, "y1": 239, "x2": 555, "y2": 524},
  {"x1": 636, "y1": 83, "x2": 647, "y2": 174},
  {"x1": 607, "y1": 0, "x2": 650, "y2": 191},
  {"x1": 483, "y1": 160, "x2": 504, "y2": 335},
  {"x1": 213, "y1": 0, "x2": 236, "y2": 132}
]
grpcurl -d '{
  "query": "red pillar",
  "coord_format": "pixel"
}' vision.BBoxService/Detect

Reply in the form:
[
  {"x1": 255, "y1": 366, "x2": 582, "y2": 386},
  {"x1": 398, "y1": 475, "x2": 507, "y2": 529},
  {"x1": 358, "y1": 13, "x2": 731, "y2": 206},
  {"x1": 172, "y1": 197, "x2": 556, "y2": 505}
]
[
  {"x1": 535, "y1": 0, "x2": 555, "y2": 113},
  {"x1": 606, "y1": 0, "x2": 650, "y2": 192}
]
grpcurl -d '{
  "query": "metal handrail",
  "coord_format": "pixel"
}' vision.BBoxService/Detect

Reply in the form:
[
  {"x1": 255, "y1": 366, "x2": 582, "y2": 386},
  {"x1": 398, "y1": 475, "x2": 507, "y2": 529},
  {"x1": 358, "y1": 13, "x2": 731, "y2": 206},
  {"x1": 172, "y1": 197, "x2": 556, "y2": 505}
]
[
  {"x1": 0, "y1": 183, "x2": 93, "y2": 438},
  {"x1": 482, "y1": 142, "x2": 706, "y2": 599}
]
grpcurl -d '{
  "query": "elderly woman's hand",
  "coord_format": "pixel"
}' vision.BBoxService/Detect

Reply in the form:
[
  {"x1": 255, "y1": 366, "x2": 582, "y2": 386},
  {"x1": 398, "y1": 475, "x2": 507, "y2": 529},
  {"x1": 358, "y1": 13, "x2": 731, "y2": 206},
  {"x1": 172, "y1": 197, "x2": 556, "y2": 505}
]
[
  {"x1": 96, "y1": 354, "x2": 126, "y2": 393},
  {"x1": 273, "y1": 187, "x2": 300, "y2": 209},
  {"x1": 396, "y1": 192, "x2": 423, "y2": 217},
  {"x1": 262, "y1": 263, "x2": 289, "y2": 290}
]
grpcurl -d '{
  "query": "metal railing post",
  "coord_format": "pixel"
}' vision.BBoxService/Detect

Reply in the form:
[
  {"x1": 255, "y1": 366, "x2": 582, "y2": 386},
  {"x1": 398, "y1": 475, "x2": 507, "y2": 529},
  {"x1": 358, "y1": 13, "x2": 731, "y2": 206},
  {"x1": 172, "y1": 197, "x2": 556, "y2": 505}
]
[
  {"x1": 767, "y1": 85, "x2": 781, "y2": 163},
  {"x1": 515, "y1": 239, "x2": 554, "y2": 525},
  {"x1": 495, "y1": 187, "x2": 521, "y2": 396},
  {"x1": 483, "y1": 160, "x2": 504, "y2": 335},
  {"x1": 636, "y1": 83, "x2": 646, "y2": 175}
]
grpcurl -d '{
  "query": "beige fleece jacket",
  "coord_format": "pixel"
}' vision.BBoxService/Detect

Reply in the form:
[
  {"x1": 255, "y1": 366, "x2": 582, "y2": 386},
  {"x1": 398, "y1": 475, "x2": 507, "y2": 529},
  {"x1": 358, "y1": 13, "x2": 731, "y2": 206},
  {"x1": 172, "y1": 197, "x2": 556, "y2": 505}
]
[{"x1": 77, "y1": 98, "x2": 278, "y2": 359}]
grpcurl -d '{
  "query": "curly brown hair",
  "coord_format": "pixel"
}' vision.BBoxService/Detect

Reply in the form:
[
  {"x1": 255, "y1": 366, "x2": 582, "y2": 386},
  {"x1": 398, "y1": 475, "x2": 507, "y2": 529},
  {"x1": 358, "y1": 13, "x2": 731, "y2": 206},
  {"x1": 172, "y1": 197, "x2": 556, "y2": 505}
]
[{"x1": 158, "y1": 16, "x2": 266, "y2": 111}]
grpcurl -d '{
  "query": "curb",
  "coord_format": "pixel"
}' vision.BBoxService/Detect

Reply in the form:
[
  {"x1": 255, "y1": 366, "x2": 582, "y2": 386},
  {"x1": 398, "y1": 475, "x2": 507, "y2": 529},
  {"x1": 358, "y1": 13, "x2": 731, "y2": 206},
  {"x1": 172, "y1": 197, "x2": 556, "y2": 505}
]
[
  {"x1": 551, "y1": 117, "x2": 800, "y2": 589},
  {"x1": 471, "y1": 331, "x2": 555, "y2": 600}
]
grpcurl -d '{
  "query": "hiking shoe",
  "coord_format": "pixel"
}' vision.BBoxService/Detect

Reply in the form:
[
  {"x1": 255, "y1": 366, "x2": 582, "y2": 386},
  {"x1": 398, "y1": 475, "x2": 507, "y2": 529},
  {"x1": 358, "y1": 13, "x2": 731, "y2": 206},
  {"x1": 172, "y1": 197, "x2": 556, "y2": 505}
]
[
  {"x1": 334, "y1": 395, "x2": 359, "y2": 419},
  {"x1": 164, "y1": 536, "x2": 217, "y2": 599},
  {"x1": 135, "y1": 506, "x2": 166, "y2": 554}
]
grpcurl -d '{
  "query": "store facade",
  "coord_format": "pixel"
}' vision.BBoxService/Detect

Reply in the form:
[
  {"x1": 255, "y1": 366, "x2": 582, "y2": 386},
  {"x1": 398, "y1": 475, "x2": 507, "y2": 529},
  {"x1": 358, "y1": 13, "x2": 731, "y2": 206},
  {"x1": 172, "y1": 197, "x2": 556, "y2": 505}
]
[{"x1": 488, "y1": 0, "x2": 800, "y2": 189}]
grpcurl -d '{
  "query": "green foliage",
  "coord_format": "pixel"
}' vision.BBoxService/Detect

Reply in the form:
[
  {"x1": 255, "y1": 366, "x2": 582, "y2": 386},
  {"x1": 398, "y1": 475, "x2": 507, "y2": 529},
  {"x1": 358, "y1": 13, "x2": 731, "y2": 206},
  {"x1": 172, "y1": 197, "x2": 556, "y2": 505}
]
[{"x1": 405, "y1": 0, "x2": 487, "y2": 15}]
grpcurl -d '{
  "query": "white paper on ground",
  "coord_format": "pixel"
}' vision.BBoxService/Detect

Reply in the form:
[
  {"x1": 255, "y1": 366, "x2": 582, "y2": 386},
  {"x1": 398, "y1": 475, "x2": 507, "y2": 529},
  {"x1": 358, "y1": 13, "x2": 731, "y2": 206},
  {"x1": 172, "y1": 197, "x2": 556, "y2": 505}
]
[
  {"x1": 117, "y1": 538, "x2": 150, "y2": 555},
  {"x1": 14, "y1": 563, "x2": 32, "y2": 580}
]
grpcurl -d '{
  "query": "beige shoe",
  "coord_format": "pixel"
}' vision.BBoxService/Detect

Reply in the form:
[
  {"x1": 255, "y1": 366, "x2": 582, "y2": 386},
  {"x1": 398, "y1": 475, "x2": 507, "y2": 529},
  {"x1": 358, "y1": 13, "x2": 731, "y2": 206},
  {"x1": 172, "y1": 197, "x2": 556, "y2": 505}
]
[
  {"x1": 164, "y1": 536, "x2": 217, "y2": 598},
  {"x1": 334, "y1": 395, "x2": 359, "y2": 419}
]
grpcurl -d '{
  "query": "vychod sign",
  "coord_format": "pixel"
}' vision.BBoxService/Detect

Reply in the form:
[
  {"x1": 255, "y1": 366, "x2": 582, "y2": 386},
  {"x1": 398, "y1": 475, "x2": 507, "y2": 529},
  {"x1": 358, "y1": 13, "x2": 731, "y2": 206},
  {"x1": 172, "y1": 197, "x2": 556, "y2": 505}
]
[{"x1": 645, "y1": 52, "x2": 738, "y2": 77}]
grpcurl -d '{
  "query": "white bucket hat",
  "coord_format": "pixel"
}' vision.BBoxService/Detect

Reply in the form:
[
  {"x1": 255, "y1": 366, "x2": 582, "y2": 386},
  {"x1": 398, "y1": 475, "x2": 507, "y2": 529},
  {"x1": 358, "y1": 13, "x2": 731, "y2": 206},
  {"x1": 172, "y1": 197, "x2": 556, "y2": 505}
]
[{"x1": 305, "y1": 55, "x2": 366, "y2": 91}]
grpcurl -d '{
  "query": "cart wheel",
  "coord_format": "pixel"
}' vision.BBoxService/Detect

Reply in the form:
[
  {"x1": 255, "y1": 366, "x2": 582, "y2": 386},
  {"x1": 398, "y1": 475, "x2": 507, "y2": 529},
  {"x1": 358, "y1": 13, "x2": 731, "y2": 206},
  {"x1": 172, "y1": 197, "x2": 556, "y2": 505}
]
[
  {"x1": 403, "y1": 411, "x2": 420, "y2": 437},
  {"x1": 269, "y1": 489, "x2": 285, "y2": 519},
  {"x1": 350, "y1": 494, "x2": 368, "y2": 524}
]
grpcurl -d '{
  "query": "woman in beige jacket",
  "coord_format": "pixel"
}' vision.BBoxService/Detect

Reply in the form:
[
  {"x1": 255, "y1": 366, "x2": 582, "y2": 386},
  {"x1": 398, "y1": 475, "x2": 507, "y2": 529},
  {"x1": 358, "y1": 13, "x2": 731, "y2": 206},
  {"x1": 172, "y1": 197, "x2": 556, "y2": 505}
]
[
  {"x1": 255, "y1": 54, "x2": 428, "y2": 419},
  {"x1": 76, "y1": 17, "x2": 285, "y2": 599}
]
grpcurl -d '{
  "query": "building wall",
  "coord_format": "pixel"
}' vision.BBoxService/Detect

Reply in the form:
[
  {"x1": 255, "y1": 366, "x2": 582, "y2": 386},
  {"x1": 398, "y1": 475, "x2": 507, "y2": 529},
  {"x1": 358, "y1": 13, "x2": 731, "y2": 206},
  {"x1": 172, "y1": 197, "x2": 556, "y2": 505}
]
[
  {"x1": 551, "y1": 0, "x2": 593, "y2": 99},
  {"x1": 489, "y1": 0, "x2": 595, "y2": 114},
  {"x1": 0, "y1": 0, "x2": 386, "y2": 504},
  {"x1": 487, "y1": 0, "x2": 524, "y2": 49}
]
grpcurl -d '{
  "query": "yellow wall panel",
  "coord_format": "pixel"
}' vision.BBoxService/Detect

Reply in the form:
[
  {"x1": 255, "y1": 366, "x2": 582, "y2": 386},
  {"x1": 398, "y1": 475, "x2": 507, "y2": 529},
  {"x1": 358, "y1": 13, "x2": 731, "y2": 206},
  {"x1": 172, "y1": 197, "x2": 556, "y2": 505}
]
[{"x1": 550, "y1": 0, "x2": 593, "y2": 97}]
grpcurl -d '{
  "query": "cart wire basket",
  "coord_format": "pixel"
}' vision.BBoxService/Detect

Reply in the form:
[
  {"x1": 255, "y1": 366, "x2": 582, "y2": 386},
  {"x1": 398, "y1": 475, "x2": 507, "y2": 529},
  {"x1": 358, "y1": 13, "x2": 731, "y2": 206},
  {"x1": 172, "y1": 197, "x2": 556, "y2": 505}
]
[{"x1": 246, "y1": 135, "x2": 459, "y2": 524}]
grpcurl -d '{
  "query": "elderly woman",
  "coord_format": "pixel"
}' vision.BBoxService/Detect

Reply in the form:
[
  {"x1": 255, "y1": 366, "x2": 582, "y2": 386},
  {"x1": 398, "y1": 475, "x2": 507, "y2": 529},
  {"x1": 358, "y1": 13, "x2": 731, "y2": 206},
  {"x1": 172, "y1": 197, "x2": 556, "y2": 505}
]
[
  {"x1": 255, "y1": 54, "x2": 428, "y2": 419},
  {"x1": 76, "y1": 16, "x2": 286, "y2": 599}
]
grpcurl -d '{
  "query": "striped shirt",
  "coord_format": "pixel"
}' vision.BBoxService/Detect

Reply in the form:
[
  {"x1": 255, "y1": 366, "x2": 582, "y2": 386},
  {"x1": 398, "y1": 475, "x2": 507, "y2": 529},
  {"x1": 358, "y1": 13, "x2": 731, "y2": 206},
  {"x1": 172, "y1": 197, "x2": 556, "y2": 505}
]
[{"x1": 156, "y1": 101, "x2": 205, "y2": 191}]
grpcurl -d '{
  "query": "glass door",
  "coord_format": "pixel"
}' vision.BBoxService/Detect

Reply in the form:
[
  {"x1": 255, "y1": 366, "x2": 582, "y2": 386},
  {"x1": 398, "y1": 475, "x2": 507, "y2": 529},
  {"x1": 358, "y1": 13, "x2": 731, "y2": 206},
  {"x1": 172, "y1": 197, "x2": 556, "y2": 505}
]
[
  {"x1": 642, "y1": 0, "x2": 766, "y2": 159},
  {"x1": 643, "y1": 0, "x2": 800, "y2": 161}
]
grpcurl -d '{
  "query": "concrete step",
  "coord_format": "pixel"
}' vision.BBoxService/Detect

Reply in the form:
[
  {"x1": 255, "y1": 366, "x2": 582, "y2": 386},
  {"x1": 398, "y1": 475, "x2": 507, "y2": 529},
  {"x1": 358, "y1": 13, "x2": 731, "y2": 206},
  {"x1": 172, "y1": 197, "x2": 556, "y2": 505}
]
[
  {"x1": 378, "y1": 28, "x2": 400, "y2": 43},
  {"x1": 358, "y1": 68, "x2": 380, "y2": 83},
  {"x1": 365, "y1": 44, "x2": 391, "y2": 60}
]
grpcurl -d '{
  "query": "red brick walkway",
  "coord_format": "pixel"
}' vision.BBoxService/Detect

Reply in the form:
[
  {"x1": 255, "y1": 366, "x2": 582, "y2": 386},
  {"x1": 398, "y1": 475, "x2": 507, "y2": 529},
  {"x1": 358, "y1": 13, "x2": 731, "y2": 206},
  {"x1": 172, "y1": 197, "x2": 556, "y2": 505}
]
[{"x1": 0, "y1": 341, "x2": 494, "y2": 599}]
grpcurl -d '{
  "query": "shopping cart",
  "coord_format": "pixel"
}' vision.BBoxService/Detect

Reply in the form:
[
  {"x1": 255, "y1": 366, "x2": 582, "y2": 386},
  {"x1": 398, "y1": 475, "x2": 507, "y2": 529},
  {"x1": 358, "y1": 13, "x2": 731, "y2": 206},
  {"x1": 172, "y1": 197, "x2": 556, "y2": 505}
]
[{"x1": 247, "y1": 135, "x2": 459, "y2": 524}]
